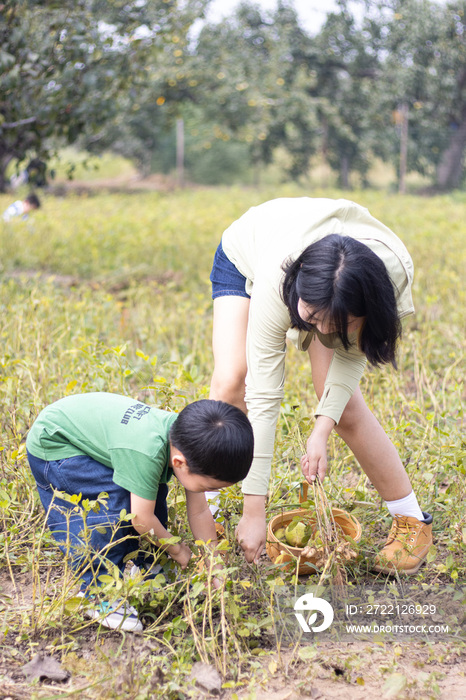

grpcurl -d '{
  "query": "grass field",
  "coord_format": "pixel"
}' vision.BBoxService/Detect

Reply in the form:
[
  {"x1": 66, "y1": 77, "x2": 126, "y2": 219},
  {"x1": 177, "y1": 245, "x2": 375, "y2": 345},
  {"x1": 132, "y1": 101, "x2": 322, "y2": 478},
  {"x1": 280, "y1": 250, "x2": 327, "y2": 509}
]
[{"x1": 0, "y1": 184, "x2": 465, "y2": 699}]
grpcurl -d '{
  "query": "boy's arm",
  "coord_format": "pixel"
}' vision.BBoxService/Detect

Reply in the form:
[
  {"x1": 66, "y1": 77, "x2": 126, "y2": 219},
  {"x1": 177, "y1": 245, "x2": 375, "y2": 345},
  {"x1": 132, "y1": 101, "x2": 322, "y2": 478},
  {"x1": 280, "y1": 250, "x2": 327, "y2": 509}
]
[
  {"x1": 185, "y1": 491, "x2": 218, "y2": 544},
  {"x1": 130, "y1": 493, "x2": 192, "y2": 568},
  {"x1": 185, "y1": 492, "x2": 225, "y2": 590}
]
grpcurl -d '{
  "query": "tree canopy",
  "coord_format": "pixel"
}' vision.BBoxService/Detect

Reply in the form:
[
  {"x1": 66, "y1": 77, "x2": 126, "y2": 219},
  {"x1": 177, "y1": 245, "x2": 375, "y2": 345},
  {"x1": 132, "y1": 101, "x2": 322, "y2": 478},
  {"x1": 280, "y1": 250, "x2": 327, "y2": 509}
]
[
  {"x1": 0, "y1": 0, "x2": 209, "y2": 189},
  {"x1": 2, "y1": 0, "x2": 466, "y2": 191}
]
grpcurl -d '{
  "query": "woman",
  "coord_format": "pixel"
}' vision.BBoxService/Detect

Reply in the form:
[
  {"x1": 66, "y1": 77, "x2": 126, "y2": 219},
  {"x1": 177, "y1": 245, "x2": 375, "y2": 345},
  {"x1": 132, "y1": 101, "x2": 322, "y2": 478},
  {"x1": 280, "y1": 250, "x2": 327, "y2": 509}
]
[{"x1": 207, "y1": 197, "x2": 432, "y2": 575}]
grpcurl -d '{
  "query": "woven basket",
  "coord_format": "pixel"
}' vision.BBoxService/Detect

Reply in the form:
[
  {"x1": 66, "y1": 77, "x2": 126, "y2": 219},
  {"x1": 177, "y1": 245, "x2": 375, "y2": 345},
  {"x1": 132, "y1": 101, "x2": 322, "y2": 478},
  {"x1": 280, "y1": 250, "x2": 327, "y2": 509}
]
[{"x1": 266, "y1": 484, "x2": 362, "y2": 575}]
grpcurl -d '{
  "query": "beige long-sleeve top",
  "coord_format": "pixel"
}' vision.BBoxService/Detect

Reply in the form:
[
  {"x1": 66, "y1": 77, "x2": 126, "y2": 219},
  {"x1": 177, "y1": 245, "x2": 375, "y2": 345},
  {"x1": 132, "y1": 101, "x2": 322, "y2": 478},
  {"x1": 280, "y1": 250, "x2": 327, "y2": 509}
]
[{"x1": 221, "y1": 198, "x2": 414, "y2": 496}]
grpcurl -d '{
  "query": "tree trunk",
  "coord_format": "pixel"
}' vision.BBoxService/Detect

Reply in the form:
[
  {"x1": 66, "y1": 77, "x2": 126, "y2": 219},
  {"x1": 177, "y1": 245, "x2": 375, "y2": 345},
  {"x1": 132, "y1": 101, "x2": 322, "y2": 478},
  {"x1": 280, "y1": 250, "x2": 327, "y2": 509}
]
[
  {"x1": 436, "y1": 112, "x2": 466, "y2": 190},
  {"x1": 321, "y1": 115, "x2": 328, "y2": 160},
  {"x1": 398, "y1": 103, "x2": 409, "y2": 194},
  {"x1": 0, "y1": 153, "x2": 14, "y2": 193},
  {"x1": 340, "y1": 155, "x2": 350, "y2": 189},
  {"x1": 176, "y1": 117, "x2": 185, "y2": 188}
]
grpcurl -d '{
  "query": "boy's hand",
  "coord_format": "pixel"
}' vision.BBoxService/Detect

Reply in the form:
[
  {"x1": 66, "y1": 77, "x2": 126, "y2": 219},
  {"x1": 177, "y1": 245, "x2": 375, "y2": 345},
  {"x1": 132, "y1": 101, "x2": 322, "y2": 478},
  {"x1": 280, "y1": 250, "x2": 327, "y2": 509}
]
[
  {"x1": 130, "y1": 493, "x2": 192, "y2": 567},
  {"x1": 236, "y1": 494, "x2": 266, "y2": 563},
  {"x1": 212, "y1": 575, "x2": 223, "y2": 590},
  {"x1": 168, "y1": 542, "x2": 192, "y2": 568}
]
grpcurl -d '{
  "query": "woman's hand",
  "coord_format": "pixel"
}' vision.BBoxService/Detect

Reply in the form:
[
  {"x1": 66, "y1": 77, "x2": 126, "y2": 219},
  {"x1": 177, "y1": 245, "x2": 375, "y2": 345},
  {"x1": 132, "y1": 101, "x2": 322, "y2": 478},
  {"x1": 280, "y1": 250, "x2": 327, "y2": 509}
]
[
  {"x1": 301, "y1": 415, "x2": 335, "y2": 483},
  {"x1": 236, "y1": 494, "x2": 267, "y2": 563}
]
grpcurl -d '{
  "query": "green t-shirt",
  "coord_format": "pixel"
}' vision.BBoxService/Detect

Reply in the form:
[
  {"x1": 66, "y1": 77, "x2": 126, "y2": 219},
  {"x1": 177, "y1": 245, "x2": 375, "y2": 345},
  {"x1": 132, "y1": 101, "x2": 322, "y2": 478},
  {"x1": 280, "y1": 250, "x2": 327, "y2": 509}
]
[{"x1": 26, "y1": 393, "x2": 178, "y2": 501}]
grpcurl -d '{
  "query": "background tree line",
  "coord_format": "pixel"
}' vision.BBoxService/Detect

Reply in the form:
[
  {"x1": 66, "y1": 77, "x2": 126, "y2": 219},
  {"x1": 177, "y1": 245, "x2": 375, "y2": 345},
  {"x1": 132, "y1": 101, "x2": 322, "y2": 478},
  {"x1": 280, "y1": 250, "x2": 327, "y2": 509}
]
[{"x1": 1, "y1": 0, "x2": 466, "y2": 192}]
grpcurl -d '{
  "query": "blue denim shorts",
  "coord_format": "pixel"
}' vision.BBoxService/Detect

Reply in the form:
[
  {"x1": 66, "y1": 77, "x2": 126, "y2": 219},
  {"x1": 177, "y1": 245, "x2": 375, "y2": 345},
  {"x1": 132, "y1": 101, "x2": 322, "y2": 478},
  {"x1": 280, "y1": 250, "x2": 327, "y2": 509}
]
[
  {"x1": 27, "y1": 451, "x2": 168, "y2": 591},
  {"x1": 210, "y1": 241, "x2": 250, "y2": 300}
]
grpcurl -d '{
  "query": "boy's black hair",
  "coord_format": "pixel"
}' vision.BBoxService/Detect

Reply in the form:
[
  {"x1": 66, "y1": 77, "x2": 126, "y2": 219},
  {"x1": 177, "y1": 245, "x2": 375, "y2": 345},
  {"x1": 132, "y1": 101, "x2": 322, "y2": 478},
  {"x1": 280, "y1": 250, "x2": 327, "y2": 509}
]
[
  {"x1": 169, "y1": 400, "x2": 254, "y2": 483},
  {"x1": 281, "y1": 234, "x2": 402, "y2": 367},
  {"x1": 25, "y1": 193, "x2": 41, "y2": 209}
]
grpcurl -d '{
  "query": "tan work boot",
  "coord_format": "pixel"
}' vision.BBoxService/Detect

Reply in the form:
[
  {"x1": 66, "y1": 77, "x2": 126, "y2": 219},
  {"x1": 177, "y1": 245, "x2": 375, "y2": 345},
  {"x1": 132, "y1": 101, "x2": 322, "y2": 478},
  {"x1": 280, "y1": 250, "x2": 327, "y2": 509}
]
[{"x1": 373, "y1": 512, "x2": 433, "y2": 575}]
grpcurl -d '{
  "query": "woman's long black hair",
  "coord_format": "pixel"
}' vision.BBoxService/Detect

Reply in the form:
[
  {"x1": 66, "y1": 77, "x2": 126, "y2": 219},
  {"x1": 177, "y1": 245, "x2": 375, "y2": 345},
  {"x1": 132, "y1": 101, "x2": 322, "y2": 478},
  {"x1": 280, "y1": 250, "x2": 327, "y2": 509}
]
[{"x1": 281, "y1": 234, "x2": 402, "y2": 366}]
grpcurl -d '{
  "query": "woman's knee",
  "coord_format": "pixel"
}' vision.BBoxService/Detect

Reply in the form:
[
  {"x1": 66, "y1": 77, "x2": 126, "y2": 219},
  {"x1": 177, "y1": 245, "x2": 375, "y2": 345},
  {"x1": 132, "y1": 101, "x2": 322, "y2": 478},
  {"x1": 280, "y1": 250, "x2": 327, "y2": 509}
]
[
  {"x1": 334, "y1": 391, "x2": 368, "y2": 436},
  {"x1": 210, "y1": 368, "x2": 246, "y2": 407}
]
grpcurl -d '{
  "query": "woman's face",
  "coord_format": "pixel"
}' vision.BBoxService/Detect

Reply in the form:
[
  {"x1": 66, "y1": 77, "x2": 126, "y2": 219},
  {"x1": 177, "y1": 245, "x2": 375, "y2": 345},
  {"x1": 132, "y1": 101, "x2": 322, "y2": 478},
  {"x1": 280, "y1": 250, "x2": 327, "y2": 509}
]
[{"x1": 297, "y1": 299, "x2": 365, "y2": 335}]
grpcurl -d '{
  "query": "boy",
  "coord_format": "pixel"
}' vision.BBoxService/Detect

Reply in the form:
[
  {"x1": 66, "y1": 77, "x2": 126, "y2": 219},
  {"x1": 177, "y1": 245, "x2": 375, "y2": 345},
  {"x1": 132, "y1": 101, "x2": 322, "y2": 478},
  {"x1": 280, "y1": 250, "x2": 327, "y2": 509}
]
[
  {"x1": 26, "y1": 393, "x2": 254, "y2": 632},
  {"x1": 2, "y1": 192, "x2": 41, "y2": 222}
]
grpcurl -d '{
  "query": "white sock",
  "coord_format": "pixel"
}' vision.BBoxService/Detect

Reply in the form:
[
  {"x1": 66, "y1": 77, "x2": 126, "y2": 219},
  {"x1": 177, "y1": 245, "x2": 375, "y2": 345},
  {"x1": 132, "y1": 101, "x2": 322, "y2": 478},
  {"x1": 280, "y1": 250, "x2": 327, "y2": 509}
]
[
  {"x1": 205, "y1": 490, "x2": 220, "y2": 517},
  {"x1": 385, "y1": 491, "x2": 424, "y2": 521}
]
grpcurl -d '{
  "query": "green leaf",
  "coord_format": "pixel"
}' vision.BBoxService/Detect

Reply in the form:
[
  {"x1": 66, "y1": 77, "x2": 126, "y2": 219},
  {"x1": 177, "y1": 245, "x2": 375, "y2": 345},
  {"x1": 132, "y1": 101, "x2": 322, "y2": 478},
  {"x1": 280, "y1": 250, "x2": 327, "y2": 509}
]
[
  {"x1": 383, "y1": 673, "x2": 407, "y2": 698},
  {"x1": 158, "y1": 535, "x2": 181, "y2": 546},
  {"x1": 298, "y1": 647, "x2": 317, "y2": 661}
]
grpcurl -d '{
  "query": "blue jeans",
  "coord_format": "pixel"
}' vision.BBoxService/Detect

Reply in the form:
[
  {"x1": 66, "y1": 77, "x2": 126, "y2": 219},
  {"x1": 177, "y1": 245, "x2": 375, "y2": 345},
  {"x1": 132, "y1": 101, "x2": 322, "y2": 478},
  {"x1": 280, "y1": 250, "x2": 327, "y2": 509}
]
[
  {"x1": 27, "y1": 451, "x2": 168, "y2": 592},
  {"x1": 210, "y1": 241, "x2": 250, "y2": 300}
]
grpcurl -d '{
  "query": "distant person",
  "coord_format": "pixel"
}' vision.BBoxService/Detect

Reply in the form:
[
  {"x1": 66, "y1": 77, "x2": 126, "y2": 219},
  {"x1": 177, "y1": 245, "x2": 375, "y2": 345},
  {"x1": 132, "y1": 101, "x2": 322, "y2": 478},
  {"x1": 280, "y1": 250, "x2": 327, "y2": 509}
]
[
  {"x1": 26, "y1": 393, "x2": 254, "y2": 632},
  {"x1": 9, "y1": 169, "x2": 28, "y2": 189},
  {"x1": 2, "y1": 193, "x2": 41, "y2": 222}
]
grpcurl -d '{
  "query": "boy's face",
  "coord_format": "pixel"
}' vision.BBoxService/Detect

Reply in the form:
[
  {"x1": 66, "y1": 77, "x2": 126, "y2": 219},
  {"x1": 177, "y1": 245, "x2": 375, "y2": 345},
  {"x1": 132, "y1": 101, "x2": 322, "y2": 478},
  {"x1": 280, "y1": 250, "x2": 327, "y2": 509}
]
[
  {"x1": 170, "y1": 446, "x2": 234, "y2": 493},
  {"x1": 175, "y1": 468, "x2": 232, "y2": 494}
]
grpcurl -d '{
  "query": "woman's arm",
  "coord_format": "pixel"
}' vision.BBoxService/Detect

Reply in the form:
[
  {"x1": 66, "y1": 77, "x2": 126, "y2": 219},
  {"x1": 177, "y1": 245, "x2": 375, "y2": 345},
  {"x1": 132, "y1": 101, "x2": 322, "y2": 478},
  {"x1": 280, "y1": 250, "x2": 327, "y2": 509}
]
[
  {"x1": 235, "y1": 278, "x2": 290, "y2": 561},
  {"x1": 302, "y1": 335, "x2": 367, "y2": 482},
  {"x1": 241, "y1": 276, "x2": 292, "y2": 496},
  {"x1": 314, "y1": 339, "x2": 367, "y2": 424}
]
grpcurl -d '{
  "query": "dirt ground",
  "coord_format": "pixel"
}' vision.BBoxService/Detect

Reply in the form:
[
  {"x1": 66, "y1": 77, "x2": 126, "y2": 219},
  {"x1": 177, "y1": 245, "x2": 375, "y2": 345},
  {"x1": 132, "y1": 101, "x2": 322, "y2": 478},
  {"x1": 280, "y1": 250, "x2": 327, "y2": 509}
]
[
  {"x1": 49, "y1": 171, "x2": 187, "y2": 195},
  {"x1": 1, "y1": 569, "x2": 464, "y2": 700},
  {"x1": 241, "y1": 645, "x2": 466, "y2": 700}
]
